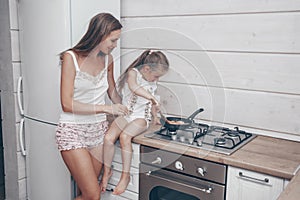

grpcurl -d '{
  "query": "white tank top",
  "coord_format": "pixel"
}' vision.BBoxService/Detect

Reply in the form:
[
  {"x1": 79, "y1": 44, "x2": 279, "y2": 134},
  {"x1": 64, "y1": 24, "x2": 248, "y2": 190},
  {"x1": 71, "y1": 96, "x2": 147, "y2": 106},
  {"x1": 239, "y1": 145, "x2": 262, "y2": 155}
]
[{"x1": 59, "y1": 51, "x2": 108, "y2": 124}]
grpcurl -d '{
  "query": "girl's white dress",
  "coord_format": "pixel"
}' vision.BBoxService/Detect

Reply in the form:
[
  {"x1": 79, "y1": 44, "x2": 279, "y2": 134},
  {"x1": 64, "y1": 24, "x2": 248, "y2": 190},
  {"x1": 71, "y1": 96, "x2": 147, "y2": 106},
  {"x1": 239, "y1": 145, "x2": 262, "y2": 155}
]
[{"x1": 122, "y1": 68, "x2": 157, "y2": 124}]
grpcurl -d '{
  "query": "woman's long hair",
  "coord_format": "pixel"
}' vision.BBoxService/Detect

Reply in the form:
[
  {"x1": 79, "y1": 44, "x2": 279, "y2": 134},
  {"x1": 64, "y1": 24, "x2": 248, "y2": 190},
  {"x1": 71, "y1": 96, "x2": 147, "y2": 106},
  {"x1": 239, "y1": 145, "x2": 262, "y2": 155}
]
[
  {"x1": 60, "y1": 13, "x2": 122, "y2": 59},
  {"x1": 118, "y1": 50, "x2": 169, "y2": 93}
]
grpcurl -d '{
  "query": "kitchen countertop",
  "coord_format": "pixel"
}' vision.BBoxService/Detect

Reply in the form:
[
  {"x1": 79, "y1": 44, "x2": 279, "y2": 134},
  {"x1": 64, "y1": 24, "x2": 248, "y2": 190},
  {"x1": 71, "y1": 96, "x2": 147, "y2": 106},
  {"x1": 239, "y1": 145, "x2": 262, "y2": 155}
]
[{"x1": 133, "y1": 125, "x2": 300, "y2": 200}]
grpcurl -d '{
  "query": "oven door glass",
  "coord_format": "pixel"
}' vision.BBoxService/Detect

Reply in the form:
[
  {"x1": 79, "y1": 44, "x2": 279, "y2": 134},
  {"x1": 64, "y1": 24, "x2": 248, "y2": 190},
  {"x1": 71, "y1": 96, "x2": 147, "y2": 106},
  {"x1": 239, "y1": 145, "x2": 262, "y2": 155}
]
[{"x1": 150, "y1": 186, "x2": 199, "y2": 200}]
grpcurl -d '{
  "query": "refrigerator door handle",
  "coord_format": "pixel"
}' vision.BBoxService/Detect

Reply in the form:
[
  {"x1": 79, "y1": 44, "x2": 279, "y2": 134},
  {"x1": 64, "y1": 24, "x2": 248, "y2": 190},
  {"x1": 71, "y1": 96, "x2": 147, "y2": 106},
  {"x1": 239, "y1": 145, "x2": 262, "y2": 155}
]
[
  {"x1": 17, "y1": 76, "x2": 24, "y2": 116},
  {"x1": 19, "y1": 118, "x2": 26, "y2": 156}
]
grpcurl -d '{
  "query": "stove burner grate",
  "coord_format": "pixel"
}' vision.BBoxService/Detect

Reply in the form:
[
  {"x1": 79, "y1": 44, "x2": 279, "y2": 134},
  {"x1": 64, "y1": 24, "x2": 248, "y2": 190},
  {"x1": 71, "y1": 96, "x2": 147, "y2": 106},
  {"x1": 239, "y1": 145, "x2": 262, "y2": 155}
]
[{"x1": 147, "y1": 123, "x2": 256, "y2": 155}]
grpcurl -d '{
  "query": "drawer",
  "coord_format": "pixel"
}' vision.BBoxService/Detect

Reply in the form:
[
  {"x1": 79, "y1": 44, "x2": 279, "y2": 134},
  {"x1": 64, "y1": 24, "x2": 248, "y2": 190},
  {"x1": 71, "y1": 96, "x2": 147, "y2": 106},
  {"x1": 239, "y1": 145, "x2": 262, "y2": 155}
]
[
  {"x1": 226, "y1": 166, "x2": 284, "y2": 200},
  {"x1": 102, "y1": 184, "x2": 138, "y2": 200},
  {"x1": 108, "y1": 161, "x2": 139, "y2": 193},
  {"x1": 113, "y1": 142, "x2": 140, "y2": 168}
]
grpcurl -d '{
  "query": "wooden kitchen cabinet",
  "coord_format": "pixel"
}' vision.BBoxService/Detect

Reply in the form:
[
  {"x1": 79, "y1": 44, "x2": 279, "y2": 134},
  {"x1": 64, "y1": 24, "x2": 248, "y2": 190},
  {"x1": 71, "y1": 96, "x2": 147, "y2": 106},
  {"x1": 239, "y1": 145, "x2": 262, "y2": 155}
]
[
  {"x1": 102, "y1": 143, "x2": 140, "y2": 200},
  {"x1": 226, "y1": 166, "x2": 285, "y2": 200}
]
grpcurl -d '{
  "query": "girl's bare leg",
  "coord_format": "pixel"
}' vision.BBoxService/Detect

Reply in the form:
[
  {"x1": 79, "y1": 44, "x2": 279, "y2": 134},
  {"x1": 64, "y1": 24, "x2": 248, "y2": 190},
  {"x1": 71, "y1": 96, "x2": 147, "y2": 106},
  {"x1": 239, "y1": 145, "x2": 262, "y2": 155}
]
[
  {"x1": 101, "y1": 117, "x2": 128, "y2": 192},
  {"x1": 113, "y1": 119, "x2": 147, "y2": 195},
  {"x1": 61, "y1": 148, "x2": 101, "y2": 200}
]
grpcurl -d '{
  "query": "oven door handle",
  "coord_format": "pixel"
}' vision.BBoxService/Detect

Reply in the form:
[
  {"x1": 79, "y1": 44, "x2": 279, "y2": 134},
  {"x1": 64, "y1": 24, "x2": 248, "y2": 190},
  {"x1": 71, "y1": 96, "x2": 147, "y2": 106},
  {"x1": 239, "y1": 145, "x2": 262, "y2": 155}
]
[{"x1": 146, "y1": 170, "x2": 213, "y2": 194}]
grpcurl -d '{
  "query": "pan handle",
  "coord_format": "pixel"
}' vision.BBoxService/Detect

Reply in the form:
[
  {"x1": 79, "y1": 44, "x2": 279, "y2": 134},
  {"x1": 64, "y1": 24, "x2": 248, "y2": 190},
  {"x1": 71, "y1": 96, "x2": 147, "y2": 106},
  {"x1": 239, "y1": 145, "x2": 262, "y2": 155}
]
[{"x1": 187, "y1": 108, "x2": 204, "y2": 121}]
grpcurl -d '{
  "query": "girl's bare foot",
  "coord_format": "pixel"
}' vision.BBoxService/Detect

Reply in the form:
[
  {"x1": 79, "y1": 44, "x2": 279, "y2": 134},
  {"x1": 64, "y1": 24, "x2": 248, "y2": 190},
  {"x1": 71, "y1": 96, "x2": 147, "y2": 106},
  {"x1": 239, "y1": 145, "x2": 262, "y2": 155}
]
[
  {"x1": 112, "y1": 173, "x2": 130, "y2": 195},
  {"x1": 100, "y1": 169, "x2": 113, "y2": 193},
  {"x1": 74, "y1": 195, "x2": 83, "y2": 200}
]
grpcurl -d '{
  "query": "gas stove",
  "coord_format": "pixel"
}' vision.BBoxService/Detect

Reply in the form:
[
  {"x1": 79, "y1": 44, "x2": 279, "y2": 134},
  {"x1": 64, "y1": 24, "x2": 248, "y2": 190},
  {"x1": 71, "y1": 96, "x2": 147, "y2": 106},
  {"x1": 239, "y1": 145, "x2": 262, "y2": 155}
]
[{"x1": 144, "y1": 123, "x2": 256, "y2": 155}]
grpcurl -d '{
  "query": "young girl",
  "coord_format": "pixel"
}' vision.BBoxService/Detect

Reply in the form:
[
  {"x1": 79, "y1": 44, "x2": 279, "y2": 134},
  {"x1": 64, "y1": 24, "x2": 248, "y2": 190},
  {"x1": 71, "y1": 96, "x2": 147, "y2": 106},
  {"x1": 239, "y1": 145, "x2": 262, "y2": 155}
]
[{"x1": 101, "y1": 50, "x2": 169, "y2": 195}]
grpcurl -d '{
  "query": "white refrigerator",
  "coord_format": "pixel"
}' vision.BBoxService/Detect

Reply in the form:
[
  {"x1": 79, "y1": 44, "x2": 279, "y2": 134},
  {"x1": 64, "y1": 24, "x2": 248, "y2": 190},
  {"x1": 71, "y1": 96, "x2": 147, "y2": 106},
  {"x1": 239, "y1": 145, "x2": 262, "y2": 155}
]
[{"x1": 18, "y1": 0, "x2": 120, "y2": 199}]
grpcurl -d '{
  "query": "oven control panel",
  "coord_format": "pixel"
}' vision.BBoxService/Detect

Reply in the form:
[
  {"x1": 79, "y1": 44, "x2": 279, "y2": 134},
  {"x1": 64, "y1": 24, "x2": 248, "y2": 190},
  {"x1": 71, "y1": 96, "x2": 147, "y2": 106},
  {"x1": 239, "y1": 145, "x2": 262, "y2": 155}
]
[{"x1": 140, "y1": 145, "x2": 227, "y2": 184}]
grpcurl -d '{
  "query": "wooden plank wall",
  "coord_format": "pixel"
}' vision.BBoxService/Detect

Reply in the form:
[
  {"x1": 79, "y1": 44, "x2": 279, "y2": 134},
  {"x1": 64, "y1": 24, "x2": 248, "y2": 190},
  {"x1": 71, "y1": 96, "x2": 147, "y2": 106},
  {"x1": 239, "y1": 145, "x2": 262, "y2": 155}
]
[{"x1": 120, "y1": 0, "x2": 300, "y2": 141}]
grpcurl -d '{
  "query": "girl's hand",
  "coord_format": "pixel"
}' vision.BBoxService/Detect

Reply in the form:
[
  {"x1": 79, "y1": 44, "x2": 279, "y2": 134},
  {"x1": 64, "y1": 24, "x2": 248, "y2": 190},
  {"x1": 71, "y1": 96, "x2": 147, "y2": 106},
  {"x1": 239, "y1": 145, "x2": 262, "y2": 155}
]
[
  {"x1": 151, "y1": 101, "x2": 161, "y2": 125},
  {"x1": 152, "y1": 115, "x2": 161, "y2": 125},
  {"x1": 151, "y1": 101, "x2": 160, "y2": 113},
  {"x1": 108, "y1": 104, "x2": 128, "y2": 116}
]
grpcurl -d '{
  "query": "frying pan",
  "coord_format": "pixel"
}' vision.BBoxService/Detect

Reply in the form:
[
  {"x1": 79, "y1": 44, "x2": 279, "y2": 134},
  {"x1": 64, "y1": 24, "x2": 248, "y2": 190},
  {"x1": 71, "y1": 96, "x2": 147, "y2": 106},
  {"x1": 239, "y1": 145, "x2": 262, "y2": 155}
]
[{"x1": 160, "y1": 108, "x2": 204, "y2": 131}]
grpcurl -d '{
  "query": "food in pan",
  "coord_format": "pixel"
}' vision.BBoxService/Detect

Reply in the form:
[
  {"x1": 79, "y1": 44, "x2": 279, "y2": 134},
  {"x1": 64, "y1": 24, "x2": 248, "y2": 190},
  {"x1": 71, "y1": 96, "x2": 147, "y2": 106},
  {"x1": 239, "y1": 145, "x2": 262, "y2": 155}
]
[{"x1": 167, "y1": 120, "x2": 186, "y2": 125}]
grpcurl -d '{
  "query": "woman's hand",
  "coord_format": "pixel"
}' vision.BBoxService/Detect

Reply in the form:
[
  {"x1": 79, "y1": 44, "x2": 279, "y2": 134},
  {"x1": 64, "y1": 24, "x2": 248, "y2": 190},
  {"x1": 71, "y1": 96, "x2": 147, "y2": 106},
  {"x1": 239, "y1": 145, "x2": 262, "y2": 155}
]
[
  {"x1": 107, "y1": 104, "x2": 129, "y2": 116},
  {"x1": 150, "y1": 97, "x2": 159, "y2": 106}
]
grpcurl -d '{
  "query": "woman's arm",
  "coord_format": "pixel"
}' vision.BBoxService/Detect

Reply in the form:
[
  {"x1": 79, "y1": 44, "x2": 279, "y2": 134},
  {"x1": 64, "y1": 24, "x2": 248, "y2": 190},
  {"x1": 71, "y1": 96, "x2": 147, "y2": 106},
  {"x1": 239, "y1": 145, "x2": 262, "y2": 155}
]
[
  {"x1": 107, "y1": 55, "x2": 122, "y2": 104},
  {"x1": 127, "y1": 69, "x2": 158, "y2": 105},
  {"x1": 60, "y1": 53, "x2": 126, "y2": 115}
]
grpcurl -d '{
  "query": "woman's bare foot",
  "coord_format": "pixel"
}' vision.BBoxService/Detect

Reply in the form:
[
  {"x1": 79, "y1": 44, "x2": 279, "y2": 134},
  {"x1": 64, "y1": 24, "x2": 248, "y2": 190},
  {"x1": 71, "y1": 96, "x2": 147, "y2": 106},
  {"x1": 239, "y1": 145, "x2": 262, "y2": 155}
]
[
  {"x1": 112, "y1": 173, "x2": 130, "y2": 195},
  {"x1": 100, "y1": 169, "x2": 113, "y2": 193}
]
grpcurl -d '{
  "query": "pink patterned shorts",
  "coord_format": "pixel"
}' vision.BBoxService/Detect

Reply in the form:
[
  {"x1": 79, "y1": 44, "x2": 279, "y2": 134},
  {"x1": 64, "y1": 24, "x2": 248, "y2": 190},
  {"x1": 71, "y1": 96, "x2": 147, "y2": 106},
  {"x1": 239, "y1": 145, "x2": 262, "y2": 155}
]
[{"x1": 55, "y1": 121, "x2": 109, "y2": 151}]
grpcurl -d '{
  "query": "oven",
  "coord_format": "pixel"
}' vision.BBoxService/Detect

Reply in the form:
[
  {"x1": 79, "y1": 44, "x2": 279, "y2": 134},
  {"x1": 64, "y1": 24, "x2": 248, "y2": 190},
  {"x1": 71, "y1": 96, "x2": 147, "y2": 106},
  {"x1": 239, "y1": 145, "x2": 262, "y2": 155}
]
[{"x1": 139, "y1": 145, "x2": 227, "y2": 200}]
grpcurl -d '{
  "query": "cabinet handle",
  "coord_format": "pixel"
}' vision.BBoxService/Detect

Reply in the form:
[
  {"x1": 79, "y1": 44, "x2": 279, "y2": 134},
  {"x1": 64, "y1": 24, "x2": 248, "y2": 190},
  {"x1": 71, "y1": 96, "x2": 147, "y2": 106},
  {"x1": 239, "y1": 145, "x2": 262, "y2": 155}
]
[
  {"x1": 239, "y1": 172, "x2": 269, "y2": 184},
  {"x1": 19, "y1": 118, "x2": 26, "y2": 156},
  {"x1": 17, "y1": 77, "x2": 24, "y2": 116},
  {"x1": 106, "y1": 188, "x2": 114, "y2": 192}
]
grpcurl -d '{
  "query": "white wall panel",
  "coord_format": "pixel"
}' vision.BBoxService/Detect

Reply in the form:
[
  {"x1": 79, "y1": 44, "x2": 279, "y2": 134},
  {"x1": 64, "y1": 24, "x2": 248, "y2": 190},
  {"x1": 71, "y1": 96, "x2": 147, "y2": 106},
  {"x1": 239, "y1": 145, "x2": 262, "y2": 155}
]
[
  {"x1": 158, "y1": 83, "x2": 300, "y2": 137},
  {"x1": 122, "y1": 13, "x2": 300, "y2": 53},
  {"x1": 121, "y1": 49, "x2": 300, "y2": 95},
  {"x1": 207, "y1": 52, "x2": 300, "y2": 95},
  {"x1": 122, "y1": 0, "x2": 300, "y2": 16}
]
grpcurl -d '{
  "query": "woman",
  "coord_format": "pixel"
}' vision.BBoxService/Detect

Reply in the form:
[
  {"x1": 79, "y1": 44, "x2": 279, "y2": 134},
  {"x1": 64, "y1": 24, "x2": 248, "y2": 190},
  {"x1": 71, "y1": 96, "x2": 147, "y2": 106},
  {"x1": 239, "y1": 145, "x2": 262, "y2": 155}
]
[{"x1": 55, "y1": 13, "x2": 128, "y2": 200}]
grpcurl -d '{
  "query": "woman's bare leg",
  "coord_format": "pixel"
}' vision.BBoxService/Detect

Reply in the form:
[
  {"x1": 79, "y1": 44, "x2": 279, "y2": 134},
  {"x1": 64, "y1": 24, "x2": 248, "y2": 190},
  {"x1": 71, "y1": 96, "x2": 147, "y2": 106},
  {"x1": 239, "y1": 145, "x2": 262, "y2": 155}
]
[
  {"x1": 73, "y1": 144, "x2": 104, "y2": 198},
  {"x1": 90, "y1": 144, "x2": 104, "y2": 177},
  {"x1": 113, "y1": 119, "x2": 147, "y2": 195},
  {"x1": 101, "y1": 117, "x2": 128, "y2": 192},
  {"x1": 61, "y1": 148, "x2": 101, "y2": 200}
]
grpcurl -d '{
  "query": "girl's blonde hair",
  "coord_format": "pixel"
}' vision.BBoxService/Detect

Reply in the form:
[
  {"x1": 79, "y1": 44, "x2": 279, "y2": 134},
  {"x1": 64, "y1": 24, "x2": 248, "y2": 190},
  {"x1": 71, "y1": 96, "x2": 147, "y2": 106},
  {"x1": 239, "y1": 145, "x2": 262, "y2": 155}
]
[{"x1": 118, "y1": 50, "x2": 169, "y2": 93}]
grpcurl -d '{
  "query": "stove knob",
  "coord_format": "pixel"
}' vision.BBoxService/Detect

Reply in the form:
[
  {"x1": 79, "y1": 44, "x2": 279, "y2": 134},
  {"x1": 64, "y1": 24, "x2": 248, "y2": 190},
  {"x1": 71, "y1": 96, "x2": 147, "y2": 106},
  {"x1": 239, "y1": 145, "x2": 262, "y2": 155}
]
[
  {"x1": 197, "y1": 167, "x2": 206, "y2": 176},
  {"x1": 151, "y1": 157, "x2": 162, "y2": 165},
  {"x1": 175, "y1": 161, "x2": 184, "y2": 171},
  {"x1": 197, "y1": 140, "x2": 203, "y2": 146},
  {"x1": 179, "y1": 136, "x2": 185, "y2": 143}
]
